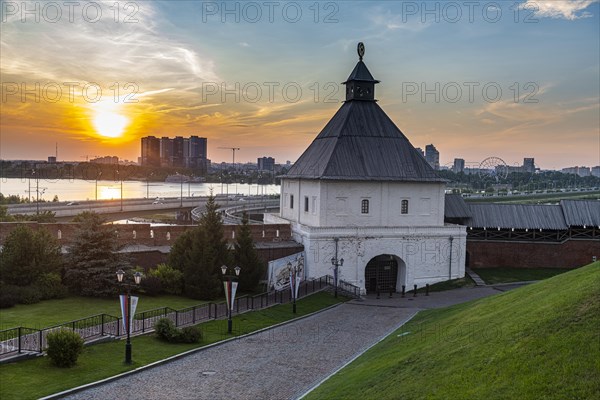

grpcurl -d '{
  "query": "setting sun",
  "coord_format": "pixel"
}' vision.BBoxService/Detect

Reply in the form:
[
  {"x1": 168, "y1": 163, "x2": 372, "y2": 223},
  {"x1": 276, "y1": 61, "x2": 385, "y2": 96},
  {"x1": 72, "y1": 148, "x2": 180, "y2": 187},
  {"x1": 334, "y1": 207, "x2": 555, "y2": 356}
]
[{"x1": 92, "y1": 109, "x2": 129, "y2": 138}]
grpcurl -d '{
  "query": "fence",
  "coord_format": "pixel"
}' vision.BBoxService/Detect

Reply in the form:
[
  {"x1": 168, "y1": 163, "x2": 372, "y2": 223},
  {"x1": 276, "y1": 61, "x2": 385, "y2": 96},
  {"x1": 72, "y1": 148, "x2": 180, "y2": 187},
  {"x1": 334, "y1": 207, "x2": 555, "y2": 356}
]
[{"x1": 0, "y1": 275, "x2": 360, "y2": 360}]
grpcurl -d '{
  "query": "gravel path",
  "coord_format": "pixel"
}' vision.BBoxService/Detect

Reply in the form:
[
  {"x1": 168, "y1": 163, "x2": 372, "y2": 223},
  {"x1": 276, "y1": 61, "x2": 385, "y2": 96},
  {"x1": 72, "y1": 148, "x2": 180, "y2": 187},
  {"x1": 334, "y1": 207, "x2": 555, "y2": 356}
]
[{"x1": 63, "y1": 304, "x2": 417, "y2": 400}]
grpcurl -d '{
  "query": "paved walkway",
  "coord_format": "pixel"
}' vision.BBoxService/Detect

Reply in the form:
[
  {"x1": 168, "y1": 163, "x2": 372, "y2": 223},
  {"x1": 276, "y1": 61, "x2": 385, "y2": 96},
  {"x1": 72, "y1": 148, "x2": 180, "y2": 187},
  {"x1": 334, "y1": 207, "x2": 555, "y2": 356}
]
[
  {"x1": 62, "y1": 287, "x2": 507, "y2": 400},
  {"x1": 465, "y1": 268, "x2": 487, "y2": 286}
]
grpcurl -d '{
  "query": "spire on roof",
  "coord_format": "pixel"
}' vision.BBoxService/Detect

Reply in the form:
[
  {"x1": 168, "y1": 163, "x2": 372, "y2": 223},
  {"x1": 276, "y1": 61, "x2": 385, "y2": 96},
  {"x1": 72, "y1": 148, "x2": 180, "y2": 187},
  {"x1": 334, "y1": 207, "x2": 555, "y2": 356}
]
[{"x1": 343, "y1": 42, "x2": 379, "y2": 101}]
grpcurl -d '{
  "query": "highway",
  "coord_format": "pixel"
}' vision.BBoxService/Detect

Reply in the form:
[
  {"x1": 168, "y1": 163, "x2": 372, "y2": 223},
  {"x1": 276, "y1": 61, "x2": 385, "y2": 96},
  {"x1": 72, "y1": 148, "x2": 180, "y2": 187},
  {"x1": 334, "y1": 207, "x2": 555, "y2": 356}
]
[{"x1": 6, "y1": 195, "x2": 278, "y2": 221}]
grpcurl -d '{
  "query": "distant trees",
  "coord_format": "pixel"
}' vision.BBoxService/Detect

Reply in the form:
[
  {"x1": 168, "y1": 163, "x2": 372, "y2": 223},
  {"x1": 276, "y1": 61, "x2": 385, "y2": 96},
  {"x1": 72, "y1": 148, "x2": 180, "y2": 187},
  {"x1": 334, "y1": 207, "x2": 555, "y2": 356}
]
[
  {"x1": 0, "y1": 206, "x2": 56, "y2": 222},
  {"x1": 63, "y1": 212, "x2": 130, "y2": 297},
  {"x1": 233, "y1": 212, "x2": 265, "y2": 292}
]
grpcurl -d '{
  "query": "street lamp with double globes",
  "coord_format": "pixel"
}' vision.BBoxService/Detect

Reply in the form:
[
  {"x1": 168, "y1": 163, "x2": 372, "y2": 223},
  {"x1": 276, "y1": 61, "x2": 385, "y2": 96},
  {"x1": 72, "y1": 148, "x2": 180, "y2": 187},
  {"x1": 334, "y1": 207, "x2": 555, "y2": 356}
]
[
  {"x1": 116, "y1": 269, "x2": 142, "y2": 364},
  {"x1": 331, "y1": 256, "x2": 344, "y2": 298},
  {"x1": 221, "y1": 265, "x2": 241, "y2": 334}
]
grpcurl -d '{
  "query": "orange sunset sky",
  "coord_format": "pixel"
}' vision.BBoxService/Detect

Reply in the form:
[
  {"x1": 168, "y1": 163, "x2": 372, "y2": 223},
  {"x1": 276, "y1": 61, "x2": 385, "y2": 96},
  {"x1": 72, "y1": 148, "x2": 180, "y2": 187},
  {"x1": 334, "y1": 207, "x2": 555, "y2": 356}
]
[{"x1": 1, "y1": 1, "x2": 599, "y2": 169}]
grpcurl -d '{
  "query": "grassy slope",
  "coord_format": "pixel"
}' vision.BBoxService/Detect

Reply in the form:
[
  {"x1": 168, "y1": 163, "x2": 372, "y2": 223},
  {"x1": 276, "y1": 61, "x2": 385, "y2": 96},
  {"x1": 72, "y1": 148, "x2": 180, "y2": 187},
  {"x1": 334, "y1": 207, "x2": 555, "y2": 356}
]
[
  {"x1": 307, "y1": 262, "x2": 600, "y2": 400},
  {"x1": 0, "y1": 295, "x2": 206, "y2": 330},
  {"x1": 0, "y1": 292, "x2": 344, "y2": 400},
  {"x1": 472, "y1": 267, "x2": 572, "y2": 284}
]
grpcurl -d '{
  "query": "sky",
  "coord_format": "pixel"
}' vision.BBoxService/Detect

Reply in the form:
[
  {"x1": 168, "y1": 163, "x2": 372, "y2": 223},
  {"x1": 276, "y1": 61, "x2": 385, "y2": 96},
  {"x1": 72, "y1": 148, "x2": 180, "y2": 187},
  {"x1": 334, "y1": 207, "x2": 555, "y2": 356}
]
[{"x1": 1, "y1": 0, "x2": 599, "y2": 169}]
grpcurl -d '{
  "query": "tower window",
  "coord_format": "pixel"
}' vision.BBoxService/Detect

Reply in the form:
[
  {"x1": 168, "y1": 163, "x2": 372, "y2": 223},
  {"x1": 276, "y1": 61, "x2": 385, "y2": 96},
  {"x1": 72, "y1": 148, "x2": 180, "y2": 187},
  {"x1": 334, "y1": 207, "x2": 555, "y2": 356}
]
[
  {"x1": 290, "y1": 195, "x2": 294, "y2": 209},
  {"x1": 401, "y1": 200, "x2": 409, "y2": 214},
  {"x1": 361, "y1": 199, "x2": 369, "y2": 214},
  {"x1": 304, "y1": 196, "x2": 309, "y2": 212}
]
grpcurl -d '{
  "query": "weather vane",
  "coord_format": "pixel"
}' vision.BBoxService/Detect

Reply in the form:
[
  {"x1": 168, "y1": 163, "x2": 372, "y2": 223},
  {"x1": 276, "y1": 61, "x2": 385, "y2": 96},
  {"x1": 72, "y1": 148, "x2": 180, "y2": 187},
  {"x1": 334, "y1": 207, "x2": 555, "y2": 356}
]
[{"x1": 357, "y1": 42, "x2": 365, "y2": 61}]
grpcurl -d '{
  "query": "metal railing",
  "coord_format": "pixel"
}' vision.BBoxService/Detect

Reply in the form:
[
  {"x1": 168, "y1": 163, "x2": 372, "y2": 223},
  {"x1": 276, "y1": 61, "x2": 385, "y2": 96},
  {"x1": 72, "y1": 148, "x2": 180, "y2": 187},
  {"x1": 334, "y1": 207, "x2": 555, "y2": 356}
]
[{"x1": 0, "y1": 275, "x2": 359, "y2": 360}]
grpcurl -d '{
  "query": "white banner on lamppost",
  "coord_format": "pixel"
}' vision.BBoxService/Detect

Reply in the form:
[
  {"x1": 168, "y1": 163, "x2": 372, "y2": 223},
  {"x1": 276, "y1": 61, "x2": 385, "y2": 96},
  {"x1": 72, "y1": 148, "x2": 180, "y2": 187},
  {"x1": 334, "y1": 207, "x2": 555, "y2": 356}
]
[
  {"x1": 120, "y1": 294, "x2": 139, "y2": 333},
  {"x1": 223, "y1": 280, "x2": 239, "y2": 311},
  {"x1": 290, "y1": 271, "x2": 301, "y2": 300}
]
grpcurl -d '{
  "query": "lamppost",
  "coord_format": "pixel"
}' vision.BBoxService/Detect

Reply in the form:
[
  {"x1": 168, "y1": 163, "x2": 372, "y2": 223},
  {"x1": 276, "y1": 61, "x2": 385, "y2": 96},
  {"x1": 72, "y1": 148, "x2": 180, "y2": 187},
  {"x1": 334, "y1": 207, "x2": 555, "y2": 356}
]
[
  {"x1": 221, "y1": 265, "x2": 241, "y2": 334},
  {"x1": 95, "y1": 171, "x2": 102, "y2": 201},
  {"x1": 331, "y1": 238, "x2": 344, "y2": 298},
  {"x1": 116, "y1": 269, "x2": 142, "y2": 364},
  {"x1": 287, "y1": 260, "x2": 302, "y2": 313},
  {"x1": 116, "y1": 169, "x2": 123, "y2": 211},
  {"x1": 146, "y1": 172, "x2": 153, "y2": 199}
]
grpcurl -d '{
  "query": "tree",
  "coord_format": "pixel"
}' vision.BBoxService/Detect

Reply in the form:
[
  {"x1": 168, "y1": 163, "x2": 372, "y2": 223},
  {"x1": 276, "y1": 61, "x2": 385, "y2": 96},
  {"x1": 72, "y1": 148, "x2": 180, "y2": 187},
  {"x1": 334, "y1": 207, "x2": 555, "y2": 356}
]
[
  {"x1": 0, "y1": 205, "x2": 14, "y2": 222},
  {"x1": 0, "y1": 225, "x2": 63, "y2": 286},
  {"x1": 168, "y1": 193, "x2": 230, "y2": 299},
  {"x1": 233, "y1": 212, "x2": 265, "y2": 292},
  {"x1": 63, "y1": 212, "x2": 130, "y2": 297}
]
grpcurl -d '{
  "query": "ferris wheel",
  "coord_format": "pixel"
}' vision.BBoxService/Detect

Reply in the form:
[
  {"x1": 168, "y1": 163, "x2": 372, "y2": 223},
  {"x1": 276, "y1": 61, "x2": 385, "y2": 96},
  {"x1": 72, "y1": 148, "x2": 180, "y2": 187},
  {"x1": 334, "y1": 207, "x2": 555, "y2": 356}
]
[{"x1": 478, "y1": 157, "x2": 508, "y2": 181}]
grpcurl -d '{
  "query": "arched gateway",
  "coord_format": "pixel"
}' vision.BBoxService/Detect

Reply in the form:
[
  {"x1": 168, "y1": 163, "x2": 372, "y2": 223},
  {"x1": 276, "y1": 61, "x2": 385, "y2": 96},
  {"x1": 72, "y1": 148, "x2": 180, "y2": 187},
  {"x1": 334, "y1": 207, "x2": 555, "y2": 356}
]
[{"x1": 364, "y1": 255, "x2": 406, "y2": 294}]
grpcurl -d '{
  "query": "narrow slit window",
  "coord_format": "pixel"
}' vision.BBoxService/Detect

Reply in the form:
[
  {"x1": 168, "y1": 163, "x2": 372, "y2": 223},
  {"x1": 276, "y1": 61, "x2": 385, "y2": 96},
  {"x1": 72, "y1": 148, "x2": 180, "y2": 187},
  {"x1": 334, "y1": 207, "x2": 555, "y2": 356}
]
[
  {"x1": 361, "y1": 199, "x2": 369, "y2": 214},
  {"x1": 290, "y1": 195, "x2": 294, "y2": 209},
  {"x1": 304, "y1": 196, "x2": 309, "y2": 212},
  {"x1": 401, "y1": 200, "x2": 409, "y2": 214}
]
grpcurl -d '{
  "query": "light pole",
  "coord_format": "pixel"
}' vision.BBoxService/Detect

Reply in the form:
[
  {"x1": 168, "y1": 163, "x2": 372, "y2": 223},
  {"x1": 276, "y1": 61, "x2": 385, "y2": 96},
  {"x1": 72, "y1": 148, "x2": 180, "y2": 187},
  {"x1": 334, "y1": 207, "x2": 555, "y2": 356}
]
[
  {"x1": 221, "y1": 265, "x2": 241, "y2": 334},
  {"x1": 116, "y1": 269, "x2": 142, "y2": 364},
  {"x1": 179, "y1": 172, "x2": 184, "y2": 207},
  {"x1": 331, "y1": 238, "x2": 344, "y2": 298},
  {"x1": 287, "y1": 261, "x2": 301, "y2": 313},
  {"x1": 146, "y1": 172, "x2": 153, "y2": 199},
  {"x1": 95, "y1": 171, "x2": 102, "y2": 201},
  {"x1": 116, "y1": 169, "x2": 123, "y2": 211}
]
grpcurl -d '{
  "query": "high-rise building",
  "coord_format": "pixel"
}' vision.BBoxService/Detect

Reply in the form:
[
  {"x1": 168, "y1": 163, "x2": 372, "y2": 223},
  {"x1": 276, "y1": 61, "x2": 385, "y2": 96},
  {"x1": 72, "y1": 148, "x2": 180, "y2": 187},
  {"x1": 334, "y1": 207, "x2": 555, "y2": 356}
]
[
  {"x1": 415, "y1": 147, "x2": 425, "y2": 157},
  {"x1": 144, "y1": 135, "x2": 208, "y2": 171},
  {"x1": 141, "y1": 136, "x2": 160, "y2": 166},
  {"x1": 523, "y1": 158, "x2": 535, "y2": 173},
  {"x1": 172, "y1": 136, "x2": 184, "y2": 167},
  {"x1": 453, "y1": 158, "x2": 465, "y2": 173},
  {"x1": 258, "y1": 157, "x2": 275, "y2": 172},
  {"x1": 188, "y1": 136, "x2": 208, "y2": 169},
  {"x1": 592, "y1": 166, "x2": 600, "y2": 177},
  {"x1": 562, "y1": 166, "x2": 591, "y2": 177},
  {"x1": 425, "y1": 144, "x2": 439, "y2": 170},
  {"x1": 160, "y1": 137, "x2": 173, "y2": 167}
]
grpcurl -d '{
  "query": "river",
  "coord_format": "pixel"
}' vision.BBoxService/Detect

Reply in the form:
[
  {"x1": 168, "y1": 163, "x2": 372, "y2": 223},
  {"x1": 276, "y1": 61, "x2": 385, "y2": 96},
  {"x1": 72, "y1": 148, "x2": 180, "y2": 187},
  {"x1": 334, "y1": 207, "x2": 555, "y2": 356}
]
[{"x1": 0, "y1": 178, "x2": 280, "y2": 202}]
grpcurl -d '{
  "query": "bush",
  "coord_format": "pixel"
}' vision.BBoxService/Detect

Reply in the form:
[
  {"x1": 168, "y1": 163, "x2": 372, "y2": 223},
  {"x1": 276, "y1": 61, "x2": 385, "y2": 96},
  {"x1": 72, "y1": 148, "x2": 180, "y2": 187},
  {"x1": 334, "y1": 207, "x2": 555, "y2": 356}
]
[
  {"x1": 0, "y1": 290, "x2": 19, "y2": 308},
  {"x1": 154, "y1": 318, "x2": 202, "y2": 344},
  {"x1": 147, "y1": 264, "x2": 183, "y2": 295},
  {"x1": 18, "y1": 286, "x2": 42, "y2": 305},
  {"x1": 141, "y1": 275, "x2": 163, "y2": 296},
  {"x1": 179, "y1": 326, "x2": 202, "y2": 343},
  {"x1": 155, "y1": 318, "x2": 178, "y2": 342},
  {"x1": 35, "y1": 273, "x2": 69, "y2": 300},
  {"x1": 46, "y1": 329, "x2": 84, "y2": 367}
]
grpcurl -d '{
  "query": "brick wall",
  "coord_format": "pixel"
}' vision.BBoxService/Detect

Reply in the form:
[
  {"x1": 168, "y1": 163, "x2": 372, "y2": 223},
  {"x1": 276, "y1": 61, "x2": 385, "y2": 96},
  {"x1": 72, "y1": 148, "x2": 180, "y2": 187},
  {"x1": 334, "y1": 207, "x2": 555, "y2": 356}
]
[
  {"x1": 129, "y1": 243, "x2": 305, "y2": 270},
  {"x1": 467, "y1": 239, "x2": 600, "y2": 269},
  {"x1": 0, "y1": 222, "x2": 292, "y2": 247}
]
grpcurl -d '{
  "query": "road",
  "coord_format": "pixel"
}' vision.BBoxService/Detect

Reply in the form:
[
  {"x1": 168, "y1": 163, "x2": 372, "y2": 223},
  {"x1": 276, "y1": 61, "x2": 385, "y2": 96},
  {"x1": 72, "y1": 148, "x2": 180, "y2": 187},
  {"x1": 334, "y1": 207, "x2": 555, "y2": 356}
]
[{"x1": 6, "y1": 195, "x2": 278, "y2": 220}]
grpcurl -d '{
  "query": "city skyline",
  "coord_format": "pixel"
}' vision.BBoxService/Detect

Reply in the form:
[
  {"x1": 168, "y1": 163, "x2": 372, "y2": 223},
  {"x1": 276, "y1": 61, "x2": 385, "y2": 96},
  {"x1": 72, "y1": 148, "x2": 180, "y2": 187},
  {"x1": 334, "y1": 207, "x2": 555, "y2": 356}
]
[{"x1": 1, "y1": 1, "x2": 599, "y2": 169}]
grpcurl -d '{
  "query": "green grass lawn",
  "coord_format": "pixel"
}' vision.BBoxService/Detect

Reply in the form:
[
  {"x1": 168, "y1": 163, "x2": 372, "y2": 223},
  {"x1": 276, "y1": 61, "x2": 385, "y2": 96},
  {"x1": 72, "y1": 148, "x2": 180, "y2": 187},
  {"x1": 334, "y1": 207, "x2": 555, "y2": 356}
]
[
  {"x1": 306, "y1": 262, "x2": 600, "y2": 400},
  {"x1": 416, "y1": 276, "x2": 475, "y2": 293},
  {"x1": 0, "y1": 291, "x2": 345, "y2": 400},
  {"x1": 472, "y1": 267, "x2": 572, "y2": 284},
  {"x1": 0, "y1": 295, "x2": 206, "y2": 330}
]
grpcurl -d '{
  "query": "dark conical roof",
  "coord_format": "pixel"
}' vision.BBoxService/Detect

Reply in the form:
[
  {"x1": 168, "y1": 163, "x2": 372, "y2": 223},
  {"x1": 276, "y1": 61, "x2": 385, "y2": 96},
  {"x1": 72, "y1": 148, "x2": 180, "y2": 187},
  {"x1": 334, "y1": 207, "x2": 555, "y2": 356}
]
[
  {"x1": 284, "y1": 101, "x2": 445, "y2": 182},
  {"x1": 343, "y1": 61, "x2": 380, "y2": 84}
]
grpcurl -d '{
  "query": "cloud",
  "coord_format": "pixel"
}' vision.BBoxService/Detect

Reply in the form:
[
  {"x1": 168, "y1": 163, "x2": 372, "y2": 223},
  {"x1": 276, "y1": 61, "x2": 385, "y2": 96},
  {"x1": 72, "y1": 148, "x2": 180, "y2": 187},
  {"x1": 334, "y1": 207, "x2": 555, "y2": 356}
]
[
  {"x1": 518, "y1": 0, "x2": 597, "y2": 20},
  {"x1": 239, "y1": 42, "x2": 250, "y2": 47},
  {"x1": 368, "y1": 7, "x2": 431, "y2": 33},
  {"x1": 0, "y1": 1, "x2": 218, "y2": 93}
]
